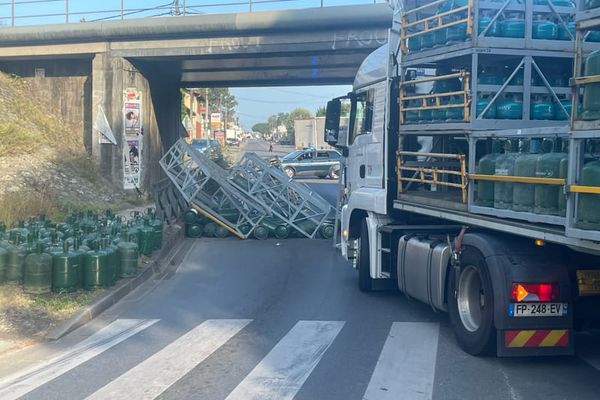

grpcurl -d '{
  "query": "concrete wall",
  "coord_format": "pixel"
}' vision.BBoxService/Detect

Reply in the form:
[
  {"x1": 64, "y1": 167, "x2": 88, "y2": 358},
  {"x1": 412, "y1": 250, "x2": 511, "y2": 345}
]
[{"x1": 0, "y1": 58, "x2": 93, "y2": 152}]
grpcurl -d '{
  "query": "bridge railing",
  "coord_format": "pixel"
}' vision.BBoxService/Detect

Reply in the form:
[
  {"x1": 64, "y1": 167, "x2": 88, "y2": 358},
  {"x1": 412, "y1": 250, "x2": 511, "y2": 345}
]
[{"x1": 0, "y1": 0, "x2": 386, "y2": 27}]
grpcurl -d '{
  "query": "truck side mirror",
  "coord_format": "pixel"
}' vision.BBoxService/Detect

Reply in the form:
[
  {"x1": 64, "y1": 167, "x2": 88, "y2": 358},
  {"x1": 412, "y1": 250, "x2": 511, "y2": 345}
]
[{"x1": 324, "y1": 99, "x2": 342, "y2": 147}]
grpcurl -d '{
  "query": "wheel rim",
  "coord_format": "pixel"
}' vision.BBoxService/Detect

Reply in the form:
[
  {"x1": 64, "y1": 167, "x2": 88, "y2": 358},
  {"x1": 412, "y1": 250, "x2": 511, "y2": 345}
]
[
  {"x1": 457, "y1": 265, "x2": 485, "y2": 332},
  {"x1": 285, "y1": 168, "x2": 294, "y2": 178},
  {"x1": 331, "y1": 169, "x2": 339, "y2": 179}
]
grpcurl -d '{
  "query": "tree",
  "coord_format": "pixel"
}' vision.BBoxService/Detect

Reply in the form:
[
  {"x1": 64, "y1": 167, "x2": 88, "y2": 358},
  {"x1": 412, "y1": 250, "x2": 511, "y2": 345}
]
[
  {"x1": 316, "y1": 106, "x2": 326, "y2": 117},
  {"x1": 252, "y1": 122, "x2": 270, "y2": 136},
  {"x1": 285, "y1": 108, "x2": 313, "y2": 142}
]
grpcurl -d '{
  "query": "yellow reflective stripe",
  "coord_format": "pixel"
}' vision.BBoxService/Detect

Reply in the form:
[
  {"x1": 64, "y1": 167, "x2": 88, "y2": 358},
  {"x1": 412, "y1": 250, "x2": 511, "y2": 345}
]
[
  {"x1": 539, "y1": 330, "x2": 567, "y2": 347},
  {"x1": 508, "y1": 330, "x2": 536, "y2": 348}
]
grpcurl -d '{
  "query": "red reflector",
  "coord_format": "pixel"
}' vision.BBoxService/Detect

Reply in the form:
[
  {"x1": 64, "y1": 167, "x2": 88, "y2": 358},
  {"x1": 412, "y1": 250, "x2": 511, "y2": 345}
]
[{"x1": 511, "y1": 283, "x2": 559, "y2": 302}]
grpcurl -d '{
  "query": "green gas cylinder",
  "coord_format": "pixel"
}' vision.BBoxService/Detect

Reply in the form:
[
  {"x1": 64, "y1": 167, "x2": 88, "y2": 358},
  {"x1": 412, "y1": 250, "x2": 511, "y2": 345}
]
[
  {"x1": 83, "y1": 241, "x2": 109, "y2": 290},
  {"x1": 253, "y1": 225, "x2": 270, "y2": 240},
  {"x1": 499, "y1": 16, "x2": 526, "y2": 38},
  {"x1": 532, "y1": 18, "x2": 558, "y2": 40},
  {"x1": 148, "y1": 214, "x2": 163, "y2": 251},
  {"x1": 585, "y1": 0, "x2": 600, "y2": 9},
  {"x1": 551, "y1": 0, "x2": 574, "y2": 6},
  {"x1": 118, "y1": 234, "x2": 139, "y2": 278},
  {"x1": 432, "y1": 99, "x2": 448, "y2": 122},
  {"x1": 496, "y1": 95, "x2": 523, "y2": 119},
  {"x1": 418, "y1": 107, "x2": 433, "y2": 123},
  {"x1": 478, "y1": 71, "x2": 504, "y2": 85},
  {"x1": 531, "y1": 96, "x2": 555, "y2": 120},
  {"x1": 185, "y1": 223, "x2": 204, "y2": 238},
  {"x1": 405, "y1": 100, "x2": 420, "y2": 123},
  {"x1": 408, "y1": 35, "x2": 422, "y2": 53},
  {"x1": 52, "y1": 242, "x2": 80, "y2": 293},
  {"x1": 446, "y1": 96, "x2": 465, "y2": 120},
  {"x1": 5, "y1": 235, "x2": 26, "y2": 284},
  {"x1": 203, "y1": 222, "x2": 217, "y2": 237},
  {"x1": 421, "y1": 32, "x2": 435, "y2": 49},
  {"x1": 535, "y1": 139, "x2": 568, "y2": 216},
  {"x1": 558, "y1": 143, "x2": 569, "y2": 216},
  {"x1": 102, "y1": 237, "x2": 118, "y2": 285},
  {"x1": 513, "y1": 139, "x2": 541, "y2": 212},
  {"x1": 576, "y1": 159, "x2": 600, "y2": 229},
  {"x1": 434, "y1": 28, "x2": 448, "y2": 46},
  {"x1": 476, "y1": 140, "x2": 504, "y2": 207},
  {"x1": 554, "y1": 98, "x2": 572, "y2": 120},
  {"x1": 73, "y1": 237, "x2": 88, "y2": 287},
  {"x1": 478, "y1": 14, "x2": 500, "y2": 36},
  {"x1": 0, "y1": 247, "x2": 7, "y2": 283},
  {"x1": 262, "y1": 218, "x2": 290, "y2": 239},
  {"x1": 138, "y1": 221, "x2": 154, "y2": 257},
  {"x1": 494, "y1": 140, "x2": 520, "y2": 209},
  {"x1": 23, "y1": 243, "x2": 52, "y2": 294},
  {"x1": 476, "y1": 96, "x2": 496, "y2": 119},
  {"x1": 183, "y1": 209, "x2": 200, "y2": 225},
  {"x1": 558, "y1": 21, "x2": 575, "y2": 41},
  {"x1": 582, "y1": 50, "x2": 600, "y2": 120},
  {"x1": 319, "y1": 223, "x2": 335, "y2": 240},
  {"x1": 446, "y1": 23, "x2": 467, "y2": 43},
  {"x1": 215, "y1": 225, "x2": 230, "y2": 238}
]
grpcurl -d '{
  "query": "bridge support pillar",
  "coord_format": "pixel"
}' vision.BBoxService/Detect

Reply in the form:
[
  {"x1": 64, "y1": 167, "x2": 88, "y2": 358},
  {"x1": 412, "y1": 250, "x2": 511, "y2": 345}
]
[{"x1": 91, "y1": 53, "x2": 183, "y2": 192}]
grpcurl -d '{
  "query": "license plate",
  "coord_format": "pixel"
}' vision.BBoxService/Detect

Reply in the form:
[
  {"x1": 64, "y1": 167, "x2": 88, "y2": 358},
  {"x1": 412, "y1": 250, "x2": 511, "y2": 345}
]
[
  {"x1": 508, "y1": 303, "x2": 568, "y2": 317},
  {"x1": 577, "y1": 270, "x2": 600, "y2": 296}
]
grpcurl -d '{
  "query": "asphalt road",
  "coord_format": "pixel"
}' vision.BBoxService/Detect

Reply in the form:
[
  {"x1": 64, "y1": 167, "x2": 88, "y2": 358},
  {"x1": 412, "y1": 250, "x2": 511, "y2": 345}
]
[{"x1": 2, "y1": 140, "x2": 600, "y2": 400}]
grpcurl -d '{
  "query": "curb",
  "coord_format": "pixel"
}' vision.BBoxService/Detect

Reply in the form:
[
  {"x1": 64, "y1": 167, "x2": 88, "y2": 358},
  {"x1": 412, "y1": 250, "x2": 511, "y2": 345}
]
[{"x1": 46, "y1": 223, "x2": 184, "y2": 341}]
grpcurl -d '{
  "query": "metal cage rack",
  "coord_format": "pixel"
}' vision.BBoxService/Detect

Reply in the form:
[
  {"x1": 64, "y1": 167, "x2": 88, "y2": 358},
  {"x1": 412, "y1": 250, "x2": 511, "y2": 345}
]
[{"x1": 393, "y1": 0, "x2": 600, "y2": 247}]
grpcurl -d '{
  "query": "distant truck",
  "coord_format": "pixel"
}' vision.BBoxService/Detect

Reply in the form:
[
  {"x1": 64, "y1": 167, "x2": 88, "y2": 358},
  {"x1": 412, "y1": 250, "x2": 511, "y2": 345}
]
[{"x1": 324, "y1": 0, "x2": 600, "y2": 357}]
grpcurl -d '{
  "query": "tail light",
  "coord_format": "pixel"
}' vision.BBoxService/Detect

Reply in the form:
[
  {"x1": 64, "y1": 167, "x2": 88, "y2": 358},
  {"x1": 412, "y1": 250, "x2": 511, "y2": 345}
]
[{"x1": 512, "y1": 283, "x2": 559, "y2": 302}]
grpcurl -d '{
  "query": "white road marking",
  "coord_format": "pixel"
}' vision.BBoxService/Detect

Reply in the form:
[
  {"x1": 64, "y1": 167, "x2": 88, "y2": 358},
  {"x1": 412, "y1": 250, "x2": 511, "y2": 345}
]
[
  {"x1": 0, "y1": 319, "x2": 158, "y2": 400},
  {"x1": 225, "y1": 320, "x2": 344, "y2": 400},
  {"x1": 86, "y1": 319, "x2": 252, "y2": 400},
  {"x1": 363, "y1": 322, "x2": 440, "y2": 400}
]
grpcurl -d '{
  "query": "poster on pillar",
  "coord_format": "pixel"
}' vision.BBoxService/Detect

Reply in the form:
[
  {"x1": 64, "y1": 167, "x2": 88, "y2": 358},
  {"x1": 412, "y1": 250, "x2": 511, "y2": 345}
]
[
  {"x1": 123, "y1": 88, "x2": 143, "y2": 190},
  {"x1": 123, "y1": 138, "x2": 141, "y2": 190}
]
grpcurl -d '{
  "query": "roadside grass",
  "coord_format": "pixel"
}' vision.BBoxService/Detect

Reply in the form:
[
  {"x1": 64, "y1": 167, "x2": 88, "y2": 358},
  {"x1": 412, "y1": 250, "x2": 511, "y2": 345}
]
[
  {"x1": 0, "y1": 76, "x2": 79, "y2": 158},
  {"x1": 0, "y1": 285, "x2": 104, "y2": 339},
  {"x1": 0, "y1": 188, "x2": 108, "y2": 228}
]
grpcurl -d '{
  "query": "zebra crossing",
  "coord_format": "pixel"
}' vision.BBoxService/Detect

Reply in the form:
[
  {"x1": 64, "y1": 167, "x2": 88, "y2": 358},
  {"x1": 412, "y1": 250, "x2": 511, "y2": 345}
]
[{"x1": 0, "y1": 318, "x2": 441, "y2": 400}]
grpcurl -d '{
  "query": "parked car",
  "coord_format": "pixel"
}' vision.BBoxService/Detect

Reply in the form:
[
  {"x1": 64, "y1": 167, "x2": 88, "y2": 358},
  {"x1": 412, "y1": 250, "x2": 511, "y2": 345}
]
[
  {"x1": 278, "y1": 148, "x2": 341, "y2": 179},
  {"x1": 226, "y1": 138, "x2": 240, "y2": 147},
  {"x1": 190, "y1": 139, "x2": 223, "y2": 161}
]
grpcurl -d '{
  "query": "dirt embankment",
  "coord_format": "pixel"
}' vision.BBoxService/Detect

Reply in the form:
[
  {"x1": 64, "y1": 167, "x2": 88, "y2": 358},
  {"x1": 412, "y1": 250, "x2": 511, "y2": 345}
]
[{"x1": 0, "y1": 72, "x2": 138, "y2": 225}]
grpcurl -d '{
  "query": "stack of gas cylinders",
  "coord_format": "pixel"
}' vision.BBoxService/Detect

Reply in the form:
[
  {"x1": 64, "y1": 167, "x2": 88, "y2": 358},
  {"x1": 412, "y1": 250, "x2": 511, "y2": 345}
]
[
  {"x1": 475, "y1": 138, "x2": 600, "y2": 229},
  {"x1": 183, "y1": 208, "x2": 335, "y2": 240},
  {"x1": 0, "y1": 208, "x2": 163, "y2": 294}
]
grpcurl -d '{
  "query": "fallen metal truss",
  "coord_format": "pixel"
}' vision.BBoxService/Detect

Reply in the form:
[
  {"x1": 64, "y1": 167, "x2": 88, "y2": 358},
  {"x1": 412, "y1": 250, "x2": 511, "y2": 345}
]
[{"x1": 159, "y1": 139, "x2": 334, "y2": 239}]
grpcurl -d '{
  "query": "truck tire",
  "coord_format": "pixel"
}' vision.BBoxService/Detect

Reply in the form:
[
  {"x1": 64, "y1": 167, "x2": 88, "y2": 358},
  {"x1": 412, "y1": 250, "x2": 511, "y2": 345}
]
[
  {"x1": 448, "y1": 246, "x2": 496, "y2": 356},
  {"x1": 357, "y1": 219, "x2": 374, "y2": 292}
]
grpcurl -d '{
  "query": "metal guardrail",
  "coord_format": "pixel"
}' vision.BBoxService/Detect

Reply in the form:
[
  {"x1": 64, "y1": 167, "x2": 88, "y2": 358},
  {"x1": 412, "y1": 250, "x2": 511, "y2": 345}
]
[{"x1": 0, "y1": 0, "x2": 384, "y2": 27}]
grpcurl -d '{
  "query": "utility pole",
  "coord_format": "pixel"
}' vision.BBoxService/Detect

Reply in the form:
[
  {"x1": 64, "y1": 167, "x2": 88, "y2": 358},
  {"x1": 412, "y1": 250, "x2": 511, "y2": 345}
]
[
  {"x1": 173, "y1": 0, "x2": 181, "y2": 16},
  {"x1": 205, "y1": 88, "x2": 209, "y2": 139}
]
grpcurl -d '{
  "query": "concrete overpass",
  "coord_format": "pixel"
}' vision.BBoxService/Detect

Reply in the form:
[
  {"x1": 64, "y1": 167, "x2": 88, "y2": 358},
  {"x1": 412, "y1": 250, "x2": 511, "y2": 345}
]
[{"x1": 0, "y1": 4, "x2": 391, "y2": 190}]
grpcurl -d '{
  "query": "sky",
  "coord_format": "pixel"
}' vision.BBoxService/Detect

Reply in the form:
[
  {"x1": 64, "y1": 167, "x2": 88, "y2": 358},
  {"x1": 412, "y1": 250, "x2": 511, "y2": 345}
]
[
  {"x1": 231, "y1": 85, "x2": 351, "y2": 130},
  {"x1": 0, "y1": 0, "x2": 373, "y2": 128}
]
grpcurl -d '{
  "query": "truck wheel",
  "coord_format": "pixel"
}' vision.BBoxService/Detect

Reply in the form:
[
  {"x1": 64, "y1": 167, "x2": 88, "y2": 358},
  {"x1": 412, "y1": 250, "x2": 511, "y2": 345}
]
[
  {"x1": 448, "y1": 247, "x2": 496, "y2": 356},
  {"x1": 284, "y1": 167, "x2": 295, "y2": 179},
  {"x1": 357, "y1": 219, "x2": 374, "y2": 292}
]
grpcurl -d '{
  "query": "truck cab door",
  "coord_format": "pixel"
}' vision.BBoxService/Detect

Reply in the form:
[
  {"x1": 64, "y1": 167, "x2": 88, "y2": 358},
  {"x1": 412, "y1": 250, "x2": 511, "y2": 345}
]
[{"x1": 347, "y1": 89, "x2": 375, "y2": 190}]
